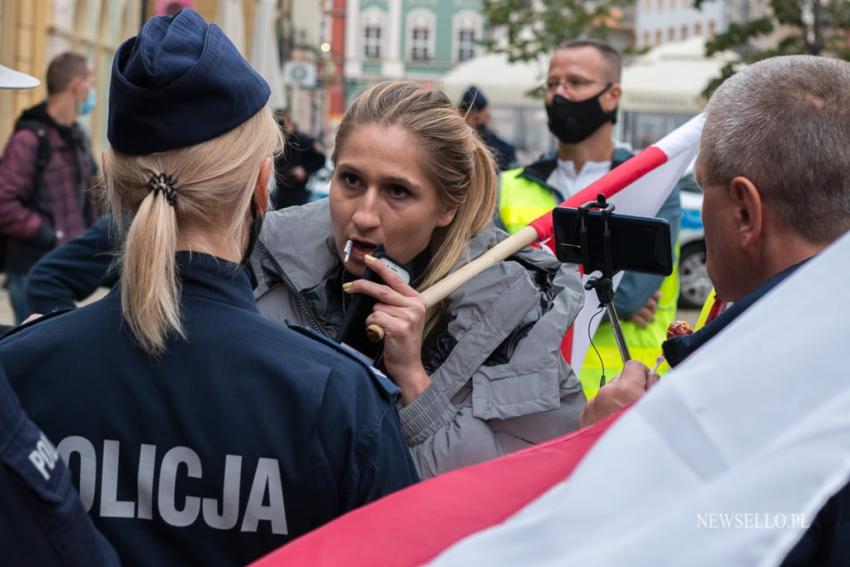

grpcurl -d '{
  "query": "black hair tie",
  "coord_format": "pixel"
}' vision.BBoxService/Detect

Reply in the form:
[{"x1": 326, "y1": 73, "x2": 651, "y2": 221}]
[{"x1": 147, "y1": 173, "x2": 177, "y2": 206}]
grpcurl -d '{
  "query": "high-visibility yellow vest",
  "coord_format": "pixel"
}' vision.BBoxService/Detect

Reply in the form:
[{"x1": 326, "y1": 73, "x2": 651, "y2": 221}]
[
  {"x1": 695, "y1": 288, "x2": 717, "y2": 330},
  {"x1": 499, "y1": 163, "x2": 681, "y2": 399},
  {"x1": 499, "y1": 168, "x2": 562, "y2": 235}
]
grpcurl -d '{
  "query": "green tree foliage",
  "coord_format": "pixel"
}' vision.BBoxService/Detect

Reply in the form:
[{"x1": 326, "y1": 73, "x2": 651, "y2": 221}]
[
  {"x1": 700, "y1": 0, "x2": 850, "y2": 97},
  {"x1": 480, "y1": 0, "x2": 633, "y2": 63}
]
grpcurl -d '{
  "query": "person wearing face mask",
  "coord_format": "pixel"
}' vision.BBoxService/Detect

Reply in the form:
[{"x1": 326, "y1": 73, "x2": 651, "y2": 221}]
[
  {"x1": 0, "y1": 52, "x2": 99, "y2": 323},
  {"x1": 498, "y1": 39, "x2": 682, "y2": 399},
  {"x1": 0, "y1": 10, "x2": 417, "y2": 565}
]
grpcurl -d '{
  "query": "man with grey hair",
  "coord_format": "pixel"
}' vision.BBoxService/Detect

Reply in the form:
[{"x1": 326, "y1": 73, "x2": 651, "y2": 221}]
[
  {"x1": 663, "y1": 54, "x2": 850, "y2": 367},
  {"x1": 660, "y1": 54, "x2": 850, "y2": 565}
]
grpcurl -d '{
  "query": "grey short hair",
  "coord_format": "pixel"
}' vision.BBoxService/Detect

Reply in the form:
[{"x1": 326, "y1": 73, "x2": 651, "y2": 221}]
[{"x1": 700, "y1": 55, "x2": 850, "y2": 243}]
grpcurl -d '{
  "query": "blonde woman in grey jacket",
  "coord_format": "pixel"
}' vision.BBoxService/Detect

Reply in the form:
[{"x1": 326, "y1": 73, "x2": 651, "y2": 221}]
[{"x1": 251, "y1": 81, "x2": 589, "y2": 478}]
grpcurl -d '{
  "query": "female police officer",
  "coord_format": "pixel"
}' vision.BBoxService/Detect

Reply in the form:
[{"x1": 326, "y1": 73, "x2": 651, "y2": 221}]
[{"x1": 0, "y1": 9, "x2": 417, "y2": 566}]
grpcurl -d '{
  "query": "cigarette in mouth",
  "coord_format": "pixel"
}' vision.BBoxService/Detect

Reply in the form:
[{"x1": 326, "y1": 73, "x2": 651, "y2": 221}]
[{"x1": 343, "y1": 239, "x2": 353, "y2": 264}]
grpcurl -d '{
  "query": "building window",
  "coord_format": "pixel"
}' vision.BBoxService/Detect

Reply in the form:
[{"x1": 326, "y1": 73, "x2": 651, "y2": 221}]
[
  {"x1": 694, "y1": 22, "x2": 702, "y2": 36},
  {"x1": 668, "y1": 27, "x2": 675, "y2": 41},
  {"x1": 708, "y1": 20, "x2": 716, "y2": 37},
  {"x1": 412, "y1": 27, "x2": 430, "y2": 60},
  {"x1": 364, "y1": 25, "x2": 381, "y2": 59},
  {"x1": 642, "y1": 31, "x2": 650, "y2": 46},
  {"x1": 656, "y1": 0, "x2": 663, "y2": 10},
  {"x1": 655, "y1": 29, "x2": 662, "y2": 45},
  {"x1": 458, "y1": 28, "x2": 475, "y2": 61},
  {"x1": 681, "y1": 25, "x2": 689, "y2": 39}
]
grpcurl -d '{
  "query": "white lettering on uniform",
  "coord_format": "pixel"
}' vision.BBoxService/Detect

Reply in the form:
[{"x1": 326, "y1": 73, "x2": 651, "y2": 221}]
[
  {"x1": 159, "y1": 446, "x2": 203, "y2": 527},
  {"x1": 202, "y1": 455, "x2": 243, "y2": 530},
  {"x1": 57, "y1": 436, "x2": 97, "y2": 512},
  {"x1": 58, "y1": 437, "x2": 287, "y2": 534},
  {"x1": 27, "y1": 432, "x2": 59, "y2": 481},
  {"x1": 137, "y1": 444, "x2": 157, "y2": 520},
  {"x1": 101, "y1": 439, "x2": 135, "y2": 518},
  {"x1": 241, "y1": 458, "x2": 288, "y2": 535}
]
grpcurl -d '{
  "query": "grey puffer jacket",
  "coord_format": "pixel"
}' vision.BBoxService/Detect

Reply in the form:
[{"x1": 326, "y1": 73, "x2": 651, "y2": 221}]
[{"x1": 249, "y1": 200, "x2": 586, "y2": 478}]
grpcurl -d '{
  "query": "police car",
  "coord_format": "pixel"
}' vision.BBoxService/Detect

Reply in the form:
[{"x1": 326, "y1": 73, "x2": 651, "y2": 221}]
[{"x1": 678, "y1": 175, "x2": 712, "y2": 309}]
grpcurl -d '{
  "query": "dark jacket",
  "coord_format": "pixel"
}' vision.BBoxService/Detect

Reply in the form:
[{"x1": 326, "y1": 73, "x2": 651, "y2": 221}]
[
  {"x1": 273, "y1": 129, "x2": 325, "y2": 209},
  {"x1": 26, "y1": 214, "x2": 119, "y2": 314},
  {"x1": 482, "y1": 128, "x2": 516, "y2": 171},
  {"x1": 0, "y1": 103, "x2": 97, "y2": 273},
  {"x1": 1, "y1": 252, "x2": 418, "y2": 566},
  {"x1": 0, "y1": 364, "x2": 119, "y2": 566},
  {"x1": 662, "y1": 261, "x2": 806, "y2": 367}
]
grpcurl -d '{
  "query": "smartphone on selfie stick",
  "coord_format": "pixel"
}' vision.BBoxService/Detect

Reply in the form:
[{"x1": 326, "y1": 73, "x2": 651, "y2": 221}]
[
  {"x1": 335, "y1": 245, "x2": 412, "y2": 361},
  {"x1": 552, "y1": 195, "x2": 673, "y2": 366}
]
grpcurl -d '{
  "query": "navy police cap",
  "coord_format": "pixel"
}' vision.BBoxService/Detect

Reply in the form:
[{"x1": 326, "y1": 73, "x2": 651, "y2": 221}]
[{"x1": 108, "y1": 9, "x2": 271, "y2": 155}]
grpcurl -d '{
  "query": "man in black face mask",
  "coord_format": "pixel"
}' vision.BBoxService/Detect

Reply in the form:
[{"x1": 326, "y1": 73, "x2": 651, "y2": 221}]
[{"x1": 498, "y1": 39, "x2": 682, "y2": 400}]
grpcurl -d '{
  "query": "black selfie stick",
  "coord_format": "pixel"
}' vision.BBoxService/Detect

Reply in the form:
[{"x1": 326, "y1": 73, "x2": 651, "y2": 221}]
[{"x1": 579, "y1": 194, "x2": 631, "y2": 366}]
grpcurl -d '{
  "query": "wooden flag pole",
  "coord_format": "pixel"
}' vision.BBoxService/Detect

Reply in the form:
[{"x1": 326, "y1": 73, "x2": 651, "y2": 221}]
[{"x1": 365, "y1": 226, "x2": 540, "y2": 342}]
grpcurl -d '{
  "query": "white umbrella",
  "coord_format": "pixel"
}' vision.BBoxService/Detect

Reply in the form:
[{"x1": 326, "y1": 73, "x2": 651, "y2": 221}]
[
  {"x1": 217, "y1": 0, "x2": 245, "y2": 55},
  {"x1": 0, "y1": 64, "x2": 39, "y2": 89},
  {"x1": 440, "y1": 53, "x2": 548, "y2": 108},
  {"x1": 251, "y1": 0, "x2": 285, "y2": 110}
]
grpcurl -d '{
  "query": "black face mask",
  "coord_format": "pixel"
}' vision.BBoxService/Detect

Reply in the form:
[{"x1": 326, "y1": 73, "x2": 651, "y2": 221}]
[
  {"x1": 242, "y1": 200, "x2": 264, "y2": 266},
  {"x1": 546, "y1": 85, "x2": 618, "y2": 145}
]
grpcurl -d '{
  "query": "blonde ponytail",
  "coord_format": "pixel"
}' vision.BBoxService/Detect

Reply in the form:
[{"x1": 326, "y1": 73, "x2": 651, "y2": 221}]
[
  {"x1": 106, "y1": 105, "x2": 283, "y2": 355},
  {"x1": 120, "y1": 188, "x2": 182, "y2": 354}
]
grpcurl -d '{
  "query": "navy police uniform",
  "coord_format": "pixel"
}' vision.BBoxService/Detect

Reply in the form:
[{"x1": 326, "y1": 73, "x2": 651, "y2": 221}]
[
  {"x1": 0, "y1": 365, "x2": 119, "y2": 566},
  {"x1": 0, "y1": 253, "x2": 419, "y2": 566}
]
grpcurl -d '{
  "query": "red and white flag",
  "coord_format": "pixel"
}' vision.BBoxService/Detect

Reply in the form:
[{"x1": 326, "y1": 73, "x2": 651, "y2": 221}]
[
  {"x1": 531, "y1": 114, "x2": 704, "y2": 370},
  {"x1": 253, "y1": 222, "x2": 850, "y2": 567}
]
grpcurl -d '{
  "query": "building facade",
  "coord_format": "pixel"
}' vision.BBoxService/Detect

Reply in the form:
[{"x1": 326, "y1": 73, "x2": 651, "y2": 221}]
[
  {"x1": 634, "y1": 0, "x2": 725, "y2": 48},
  {"x1": 0, "y1": 0, "x2": 141, "y2": 153},
  {"x1": 343, "y1": 0, "x2": 484, "y2": 106}
]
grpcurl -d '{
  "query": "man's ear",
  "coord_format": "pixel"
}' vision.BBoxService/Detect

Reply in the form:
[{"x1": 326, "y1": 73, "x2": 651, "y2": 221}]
[
  {"x1": 729, "y1": 176, "x2": 762, "y2": 249},
  {"x1": 604, "y1": 83, "x2": 622, "y2": 112},
  {"x1": 253, "y1": 157, "x2": 272, "y2": 214}
]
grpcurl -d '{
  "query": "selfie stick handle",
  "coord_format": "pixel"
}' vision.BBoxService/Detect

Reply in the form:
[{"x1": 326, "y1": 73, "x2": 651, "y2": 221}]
[{"x1": 607, "y1": 303, "x2": 631, "y2": 364}]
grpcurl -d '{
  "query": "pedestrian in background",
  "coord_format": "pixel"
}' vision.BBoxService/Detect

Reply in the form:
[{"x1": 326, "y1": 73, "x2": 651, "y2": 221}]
[
  {"x1": 272, "y1": 109, "x2": 326, "y2": 208},
  {"x1": 0, "y1": 52, "x2": 98, "y2": 322},
  {"x1": 458, "y1": 85, "x2": 517, "y2": 170}
]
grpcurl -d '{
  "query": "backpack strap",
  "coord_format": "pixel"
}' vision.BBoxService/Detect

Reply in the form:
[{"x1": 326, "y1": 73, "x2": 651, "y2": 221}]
[{"x1": 14, "y1": 119, "x2": 52, "y2": 208}]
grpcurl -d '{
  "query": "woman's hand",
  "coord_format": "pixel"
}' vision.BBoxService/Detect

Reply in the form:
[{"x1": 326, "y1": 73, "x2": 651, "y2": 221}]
[{"x1": 343, "y1": 255, "x2": 432, "y2": 404}]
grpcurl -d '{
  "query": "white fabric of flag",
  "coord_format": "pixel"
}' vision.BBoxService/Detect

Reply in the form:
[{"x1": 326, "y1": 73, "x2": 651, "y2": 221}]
[{"x1": 432, "y1": 229, "x2": 850, "y2": 566}]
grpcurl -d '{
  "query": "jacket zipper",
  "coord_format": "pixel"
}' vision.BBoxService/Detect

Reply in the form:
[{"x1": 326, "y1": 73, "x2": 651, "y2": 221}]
[{"x1": 256, "y1": 240, "x2": 329, "y2": 335}]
